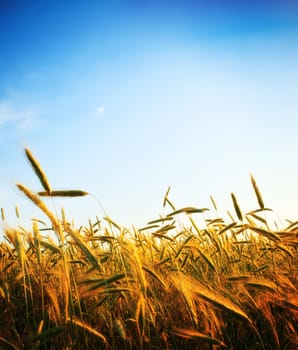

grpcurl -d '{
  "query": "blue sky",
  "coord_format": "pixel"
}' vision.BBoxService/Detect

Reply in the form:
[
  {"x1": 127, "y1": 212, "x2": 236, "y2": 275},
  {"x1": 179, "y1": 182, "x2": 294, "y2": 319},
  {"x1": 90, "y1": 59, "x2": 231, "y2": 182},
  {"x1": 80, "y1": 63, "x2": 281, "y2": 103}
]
[{"x1": 0, "y1": 1, "x2": 298, "y2": 232}]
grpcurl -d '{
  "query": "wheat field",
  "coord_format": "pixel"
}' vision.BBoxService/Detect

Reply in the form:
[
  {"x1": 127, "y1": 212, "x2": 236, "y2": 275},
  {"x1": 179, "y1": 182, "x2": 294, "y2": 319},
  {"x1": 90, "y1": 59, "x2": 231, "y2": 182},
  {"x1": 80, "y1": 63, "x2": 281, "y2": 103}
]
[{"x1": 0, "y1": 149, "x2": 297, "y2": 349}]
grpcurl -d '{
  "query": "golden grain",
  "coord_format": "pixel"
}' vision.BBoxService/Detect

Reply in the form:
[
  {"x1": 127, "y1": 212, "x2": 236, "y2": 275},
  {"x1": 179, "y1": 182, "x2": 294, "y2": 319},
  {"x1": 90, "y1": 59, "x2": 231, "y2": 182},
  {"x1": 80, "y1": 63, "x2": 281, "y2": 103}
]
[
  {"x1": 25, "y1": 148, "x2": 52, "y2": 194},
  {"x1": 0, "y1": 151, "x2": 297, "y2": 349}
]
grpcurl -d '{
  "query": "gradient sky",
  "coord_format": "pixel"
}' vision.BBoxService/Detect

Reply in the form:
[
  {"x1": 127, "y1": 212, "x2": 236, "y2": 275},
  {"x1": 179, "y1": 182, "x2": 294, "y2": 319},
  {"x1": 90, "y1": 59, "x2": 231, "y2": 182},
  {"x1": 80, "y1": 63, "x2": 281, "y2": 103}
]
[{"x1": 0, "y1": 1, "x2": 298, "y2": 233}]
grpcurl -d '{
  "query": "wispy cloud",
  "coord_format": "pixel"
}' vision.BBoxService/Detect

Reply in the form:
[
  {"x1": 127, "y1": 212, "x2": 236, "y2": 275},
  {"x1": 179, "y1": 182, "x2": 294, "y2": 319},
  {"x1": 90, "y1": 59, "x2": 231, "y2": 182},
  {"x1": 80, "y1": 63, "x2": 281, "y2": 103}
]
[
  {"x1": 96, "y1": 106, "x2": 105, "y2": 116},
  {"x1": 0, "y1": 100, "x2": 37, "y2": 130}
]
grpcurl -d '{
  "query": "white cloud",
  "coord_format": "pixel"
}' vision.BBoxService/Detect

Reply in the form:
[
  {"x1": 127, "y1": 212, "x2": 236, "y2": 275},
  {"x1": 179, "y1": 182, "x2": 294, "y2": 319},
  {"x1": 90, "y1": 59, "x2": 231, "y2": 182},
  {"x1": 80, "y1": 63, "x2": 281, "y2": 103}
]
[
  {"x1": 0, "y1": 100, "x2": 37, "y2": 130},
  {"x1": 17, "y1": 117, "x2": 35, "y2": 130},
  {"x1": 96, "y1": 106, "x2": 105, "y2": 116},
  {"x1": 0, "y1": 101, "x2": 20, "y2": 125}
]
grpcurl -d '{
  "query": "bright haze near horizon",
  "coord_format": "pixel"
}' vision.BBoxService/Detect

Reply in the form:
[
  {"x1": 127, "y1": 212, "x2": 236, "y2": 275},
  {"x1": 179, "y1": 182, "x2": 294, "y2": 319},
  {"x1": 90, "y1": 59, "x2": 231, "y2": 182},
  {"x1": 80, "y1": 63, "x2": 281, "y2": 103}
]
[{"x1": 0, "y1": 0, "x2": 298, "y2": 234}]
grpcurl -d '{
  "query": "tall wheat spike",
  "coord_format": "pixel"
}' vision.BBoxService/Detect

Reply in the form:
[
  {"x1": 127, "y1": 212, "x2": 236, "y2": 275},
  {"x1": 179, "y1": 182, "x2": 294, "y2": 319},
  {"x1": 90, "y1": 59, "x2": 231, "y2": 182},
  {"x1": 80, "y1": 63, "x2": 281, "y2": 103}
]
[
  {"x1": 250, "y1": 174, "x2": 265, "y2": 210},
  {"x1": 25, "y1": 148, "x2": 52, "y2": 194},
  {"x1": 16, "y1": 183, "x2": 62, "y2": 242},
  {"x1": 231, "y1": 193, "x2": 243, "y2": 221},
  {"x1": 38, "y1": 190, "x2": 88, "y2": 197}
]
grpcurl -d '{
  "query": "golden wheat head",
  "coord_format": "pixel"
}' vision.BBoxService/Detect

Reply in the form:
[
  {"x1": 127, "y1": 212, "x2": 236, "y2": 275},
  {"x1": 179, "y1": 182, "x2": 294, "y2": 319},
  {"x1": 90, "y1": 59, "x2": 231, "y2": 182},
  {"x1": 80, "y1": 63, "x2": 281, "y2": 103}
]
[{"x1": 25, "y1": 148, "x2": 52, "y2": 194}]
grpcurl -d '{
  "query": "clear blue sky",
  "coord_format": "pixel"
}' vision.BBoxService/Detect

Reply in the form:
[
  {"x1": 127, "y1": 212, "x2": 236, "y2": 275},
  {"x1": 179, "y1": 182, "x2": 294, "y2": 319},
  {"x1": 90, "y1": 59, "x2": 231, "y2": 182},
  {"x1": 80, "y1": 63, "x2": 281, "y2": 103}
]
[{"x1": 1, "y1": 1, "x2": 298, "y2": 231}]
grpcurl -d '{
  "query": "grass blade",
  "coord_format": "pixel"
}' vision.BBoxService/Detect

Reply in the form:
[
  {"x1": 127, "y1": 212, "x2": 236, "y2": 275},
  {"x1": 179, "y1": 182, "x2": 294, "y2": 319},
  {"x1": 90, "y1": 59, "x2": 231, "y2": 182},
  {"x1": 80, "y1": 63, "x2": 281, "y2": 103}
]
[
  {"x1": 67, "y1": 228, "x2": 101, "y2": 270},
  {"x1": 32, "y1": 327, "x2": 64, "y2": 342},
  {"x1": 174, "y1": 328, "x2": 227, "y2": 347},
  {"x1": 67, "y1": 318, "x2": 108, "y2": 346},
  {"x1": 247, "y1": 226, "x2": 281, "y2": 243}
]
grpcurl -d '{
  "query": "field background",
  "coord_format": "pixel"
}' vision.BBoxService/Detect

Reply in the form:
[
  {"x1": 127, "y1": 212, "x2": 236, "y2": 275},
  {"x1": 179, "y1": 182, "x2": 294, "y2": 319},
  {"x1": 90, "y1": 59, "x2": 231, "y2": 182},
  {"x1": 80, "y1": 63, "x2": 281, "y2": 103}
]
[
  {"x1": 0, "y1": 149, "x2": 297, "y2": 349},
  {"x1": 1, "y1": 1, "x2": 298, "y2": 229},
  {"x1": 1, "y1": 2, "x2": 298, "y2": 349}
]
